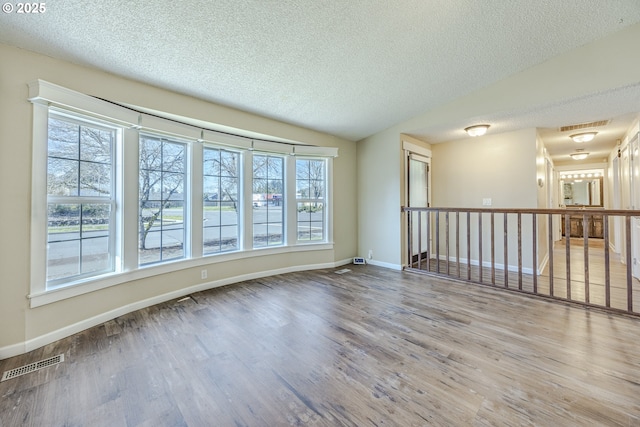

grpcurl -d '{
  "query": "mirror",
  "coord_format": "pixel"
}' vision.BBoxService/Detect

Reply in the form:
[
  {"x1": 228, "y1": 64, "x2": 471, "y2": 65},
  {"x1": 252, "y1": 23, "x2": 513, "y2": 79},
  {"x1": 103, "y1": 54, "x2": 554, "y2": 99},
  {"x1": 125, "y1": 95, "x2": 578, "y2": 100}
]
[{"x1": 561, "y1": 176, "x2": 603, "y2": 207}]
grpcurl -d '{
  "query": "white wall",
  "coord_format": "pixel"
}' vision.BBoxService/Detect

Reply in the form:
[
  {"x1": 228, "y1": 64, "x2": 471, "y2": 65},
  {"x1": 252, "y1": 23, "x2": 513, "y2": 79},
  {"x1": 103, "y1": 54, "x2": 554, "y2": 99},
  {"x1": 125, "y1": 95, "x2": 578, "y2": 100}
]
[
  {"x1": 0, "y1": 43, "x2": 357, "y2": 357},
  {"x1": 431, "y1": 128, "x2": 538, "y2": 271}
]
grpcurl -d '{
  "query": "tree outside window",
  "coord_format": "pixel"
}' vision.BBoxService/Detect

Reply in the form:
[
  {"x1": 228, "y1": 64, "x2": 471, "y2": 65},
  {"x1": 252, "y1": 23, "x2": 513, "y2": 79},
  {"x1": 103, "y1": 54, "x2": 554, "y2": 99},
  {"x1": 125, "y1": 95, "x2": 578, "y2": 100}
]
[
  {"x1": 138, "y1": 135, "x2": 186, "y2": 265},
  {"x1": 46, "y1": 115, "x2": 115, "y2": 283},
  {"x1": 296, "y1": 159, "x2": 325, "y2": 241}
]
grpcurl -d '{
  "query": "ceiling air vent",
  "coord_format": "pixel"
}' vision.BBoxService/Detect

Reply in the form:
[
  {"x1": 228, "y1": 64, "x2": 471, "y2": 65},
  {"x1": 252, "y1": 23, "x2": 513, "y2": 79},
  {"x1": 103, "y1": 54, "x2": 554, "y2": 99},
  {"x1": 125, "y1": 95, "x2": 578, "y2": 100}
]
[{"x1": 560, "y1": 120, "x2": 610, "y2": 132}]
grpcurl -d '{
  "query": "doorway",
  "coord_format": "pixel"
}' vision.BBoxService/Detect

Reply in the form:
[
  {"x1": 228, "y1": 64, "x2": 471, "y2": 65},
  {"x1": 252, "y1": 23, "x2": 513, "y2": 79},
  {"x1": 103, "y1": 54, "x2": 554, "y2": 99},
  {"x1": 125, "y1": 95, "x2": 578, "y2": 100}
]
[{"x1": 407, "y1": 152, "x2": 431, "y2": 264}]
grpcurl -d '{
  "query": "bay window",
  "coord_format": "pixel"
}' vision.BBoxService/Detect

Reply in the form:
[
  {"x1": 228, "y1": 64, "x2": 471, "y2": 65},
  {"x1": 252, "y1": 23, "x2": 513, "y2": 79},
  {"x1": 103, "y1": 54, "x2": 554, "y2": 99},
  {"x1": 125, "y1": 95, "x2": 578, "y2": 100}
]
[{"x1": 30, "y1": 80, "x2": 336, "y2": 306}]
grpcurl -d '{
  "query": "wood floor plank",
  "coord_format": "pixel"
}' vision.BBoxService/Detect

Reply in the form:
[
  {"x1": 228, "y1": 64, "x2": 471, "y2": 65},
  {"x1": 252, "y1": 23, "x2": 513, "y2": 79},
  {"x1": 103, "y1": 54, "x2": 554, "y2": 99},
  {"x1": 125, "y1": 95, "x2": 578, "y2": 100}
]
[{"x1": 2, "y1": 266, "x2": 640, "y2": 426}]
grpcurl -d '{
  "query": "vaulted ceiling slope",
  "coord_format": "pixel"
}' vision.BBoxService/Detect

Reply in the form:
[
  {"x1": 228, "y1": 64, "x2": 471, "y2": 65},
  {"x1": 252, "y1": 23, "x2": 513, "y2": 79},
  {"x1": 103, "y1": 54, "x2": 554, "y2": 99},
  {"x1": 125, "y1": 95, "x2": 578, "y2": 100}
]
[{"x1": 1, "y1": 1, "x2": 640, "y2": 142}]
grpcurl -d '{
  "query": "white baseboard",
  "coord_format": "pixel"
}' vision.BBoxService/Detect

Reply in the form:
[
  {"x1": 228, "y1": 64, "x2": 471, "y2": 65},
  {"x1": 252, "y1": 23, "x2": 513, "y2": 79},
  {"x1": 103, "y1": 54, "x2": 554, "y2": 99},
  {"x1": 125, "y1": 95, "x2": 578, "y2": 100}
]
[
  {"x1": 0, "y1": 260, "x2": 347, "y2": 361},
  {"x1": 435, "y1": 255, "x2": 535, "y2": 275},
  {"x1": 366, "y1": 259, "x2": 403, "y2": 270},
  {"x1": 334, "y1": 258, "x2": 355, "y2": 267},
  {"x1": 0, "y1": 342, "x2": 27, "y2": 362},
  {"x1": 537, "y1": 252, "x2": 549, "y2": 275}
]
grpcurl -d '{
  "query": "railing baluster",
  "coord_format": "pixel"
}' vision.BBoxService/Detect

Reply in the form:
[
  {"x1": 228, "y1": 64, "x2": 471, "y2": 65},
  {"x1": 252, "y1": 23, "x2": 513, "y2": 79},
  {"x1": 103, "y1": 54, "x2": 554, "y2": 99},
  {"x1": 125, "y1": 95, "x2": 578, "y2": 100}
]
[
  {"x1": 408, "y1": 210, "x2": 413, "y2": 269},
  {"x1": 518, "y1": 212, "x2": 522, "y2": 290},
  {"x1": 401, "y1": 207, "x2": 639, "y2": 318},
  {"x1": 504, "y1": 213, "x2": 508, "y2": 288},
  {"x1": 548, "y1": 213, "x2": 554, "y2": 296},
  {"x1": 467, "y1": 212, "x2": 471, "y2": 281},
  {"x1": 478, "y1": 212, "x2": 483, "y2": 283},
  {"x1": 583, "y1": 213, "x2": 589, "y2": 304},
  {"x1": 626, "y1": 215, "x2": 633, "y2": 313},
  {"x1": 456, "y1": 212, "x2": 460, "y2": 278},
  {"x1": 445, "y1": 212, "x2": 450, "y2": 275},
  {"x1": 565, "y1": 213, "x2": 571, "y2": 300},
  {"x1": 532, "y1": 213, "x2": 537, "y2": 294},
  {"x1": 417, "y1": 210, "x2": 422, "y2": 271},
  {"x1": 426, "y1": 210, "x2": 431, "y2": 272},
  {"x1": 435, "y1": 211, "x2": 440, "y2": 274},
  {"x1": 603, "y1": 213, "x2": 610, "y2": 308},
  {"x1": 491, "y1": 212, "x2": 495, "y2": 285}
]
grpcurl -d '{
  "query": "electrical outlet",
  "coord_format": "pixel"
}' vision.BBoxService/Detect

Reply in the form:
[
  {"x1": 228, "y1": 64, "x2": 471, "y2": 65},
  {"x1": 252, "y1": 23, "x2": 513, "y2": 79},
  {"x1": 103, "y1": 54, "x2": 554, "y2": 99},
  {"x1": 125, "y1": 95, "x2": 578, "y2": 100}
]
[
  {"x1": 367, "y1": 250, "x2": 373, "y2": 259},
  {"x1": 201, "y1": 269, "x2": 207, "y2": 279},
  {"x1": 482, "y1": 198, "x2": 492, "y2": 206}
]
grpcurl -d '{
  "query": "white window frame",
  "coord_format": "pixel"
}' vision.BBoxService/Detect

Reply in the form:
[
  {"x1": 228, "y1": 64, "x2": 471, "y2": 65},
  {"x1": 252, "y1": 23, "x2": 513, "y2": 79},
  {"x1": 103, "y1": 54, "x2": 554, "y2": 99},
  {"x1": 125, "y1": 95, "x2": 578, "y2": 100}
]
[
  {"x1": 202, "y1": 145, "x2": 242, "y2": 255},
  {"x1": 294, "y1": 157, "x2": 328, "y2": 243},
  {"x1": 138, "y1": 132, "x2": 190, "y2": 266},
  {"x1": 251, "y1": 152, "x2": 286, "y2": 248},
  {"x1": 28, "y1": 80, "x2": 336, "y2": 308},
  {"x1": 45, "y1": 110, "x2": 120, "y2": 287}
]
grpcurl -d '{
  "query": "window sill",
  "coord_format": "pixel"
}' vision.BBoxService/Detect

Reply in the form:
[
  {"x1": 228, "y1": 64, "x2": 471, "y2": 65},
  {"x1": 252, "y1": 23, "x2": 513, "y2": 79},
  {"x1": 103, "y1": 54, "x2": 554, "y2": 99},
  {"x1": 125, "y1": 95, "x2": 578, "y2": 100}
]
[{"x1": 28, "y1": 242, "x2": 334, "y2": 308}]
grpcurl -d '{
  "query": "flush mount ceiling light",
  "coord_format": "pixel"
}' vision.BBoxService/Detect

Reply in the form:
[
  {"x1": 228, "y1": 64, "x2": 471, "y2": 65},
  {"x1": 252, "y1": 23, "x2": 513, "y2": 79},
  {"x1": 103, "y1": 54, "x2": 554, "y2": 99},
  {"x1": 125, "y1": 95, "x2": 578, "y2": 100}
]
[
  {"x1": 570, "y1": 132, "x2": 597, "y2": 143},
  {"x1": 464, "y1": 124, "x2": 490, "y2": 137},
  {"x1": 570, "y1": 149, "x2": 589, "y2": 160}
]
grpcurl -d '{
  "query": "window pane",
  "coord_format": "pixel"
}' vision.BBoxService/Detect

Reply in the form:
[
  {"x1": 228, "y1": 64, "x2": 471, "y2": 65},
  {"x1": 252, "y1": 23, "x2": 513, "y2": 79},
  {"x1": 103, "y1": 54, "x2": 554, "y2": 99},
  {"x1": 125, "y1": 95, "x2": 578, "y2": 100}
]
[
  {"x1": 310, "y1": 221, "x2": 324, "y2": 240},
  {"x1": 298, "y1": 202, "x2": 324, "y2": 240},
  {"x1": 203, "y1": 176, "x2": 219, "y2": 201},
  {"x1": 220, "y1": 226, "x2": 239, "y2": 251},
  {"x1": 47, "y1": 202, "x2": 113, "y2": 282},
  {"x1": 47, "y1": 240, "x2": 80, "y2": 281},
  {"x1": 139, "y1": 136, "x2": 187, "y2": 265},
  {"x1": 310, "y1": 180, "x2": 324, "y2": 199},
  {"x1": 253, "y1": 156, "x2": 267, "y2": 178},
  {"x1": 47, "y1": 158, "x2": 79, "y2": 196},
  {"x1": 203, "y1": 147, "x2": 239, "y2": 255},
  {"x1": 46, "y1": 114, "x2": 116, "y2": 285},
  {"x1": 164, "y1": 173, "x2": 184, "y2": 200},
  {"x1": 203, "y1": 226, "x2": 220, "y2": 252},
  {"x1": 220, "y1": 201, "x2": 238, "y2": 226},
  {"x1": 80, "y1": 126, "x2": 112, "y2": 162},
  {"x1": 48, "y1": 118, "x2": 79, "y2": 160},
  {"x1": 295, "y1": 159, "x2": 326, "y2": 242},
  {"x1": 48, "y1": 204, "x2": 80, "y2": 241},
  {"x1": 221, "y1": 177, "x2": 237, "y2": 201},
  {"x1": 163, "y1": 142, "x2": 185, "y2": 172},
  {"x1": 139, "y1": 136, "x2": 162, "y2": 170},
  {"x1": 220, "y1": 151, "x2": 238, "y2": 177},
  {"x1": 253, "y1": 154, "x2": 285, "y2": 247},
  {"x1": 81, "y1": 236, "x2": 110, "y2": 274},
  {"x1": 80, "y1": 161, "x2": 111, "y2": 196},
  {"x1": 81, "y1": 204, "x2": 110, "y2": 238},
  {"x1": 203, "y1": 148, "x2": 221, "y2": 176}
]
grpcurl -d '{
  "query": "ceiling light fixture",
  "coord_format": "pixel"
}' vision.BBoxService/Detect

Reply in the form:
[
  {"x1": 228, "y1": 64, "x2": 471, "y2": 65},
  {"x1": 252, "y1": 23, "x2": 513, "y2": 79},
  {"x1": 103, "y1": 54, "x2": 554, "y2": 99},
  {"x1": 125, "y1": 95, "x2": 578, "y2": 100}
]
[
  {"x1": 570, "y1": 132, "x2": 597, "y2": 143},
  {"x1": 570, "y1": 149, "x2": 589, "y2": 160},
  {"x1": 465, "y1": 124, "x2": 490, "y2": 137}
]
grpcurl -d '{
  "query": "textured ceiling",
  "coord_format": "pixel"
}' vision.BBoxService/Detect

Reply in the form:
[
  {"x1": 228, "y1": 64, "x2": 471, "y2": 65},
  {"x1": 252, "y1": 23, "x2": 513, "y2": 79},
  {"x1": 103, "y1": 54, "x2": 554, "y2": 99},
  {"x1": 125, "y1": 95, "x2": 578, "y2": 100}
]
[{"x1": 1, "y1": 1, "x2": 640, "y2": 163}]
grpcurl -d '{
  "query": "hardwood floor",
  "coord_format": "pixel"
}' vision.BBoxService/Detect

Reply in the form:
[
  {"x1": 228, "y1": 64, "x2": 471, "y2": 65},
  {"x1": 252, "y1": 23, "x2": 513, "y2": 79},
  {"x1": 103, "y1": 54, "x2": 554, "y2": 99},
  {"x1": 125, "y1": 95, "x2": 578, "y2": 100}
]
[
  {"x1": 417, "y1": 237, "x2": 640, "y2": 314},
  {"x1": 2, "y1": 266, "x2": 640, "y2": 426}
]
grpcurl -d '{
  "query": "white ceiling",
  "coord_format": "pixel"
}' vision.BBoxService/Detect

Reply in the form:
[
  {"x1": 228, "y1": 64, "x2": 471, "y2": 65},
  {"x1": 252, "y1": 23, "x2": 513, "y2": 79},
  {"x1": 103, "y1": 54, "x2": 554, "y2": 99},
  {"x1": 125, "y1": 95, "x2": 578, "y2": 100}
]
[{"x1": 1, "y1": 0, "x2": 640, "y2": 163}]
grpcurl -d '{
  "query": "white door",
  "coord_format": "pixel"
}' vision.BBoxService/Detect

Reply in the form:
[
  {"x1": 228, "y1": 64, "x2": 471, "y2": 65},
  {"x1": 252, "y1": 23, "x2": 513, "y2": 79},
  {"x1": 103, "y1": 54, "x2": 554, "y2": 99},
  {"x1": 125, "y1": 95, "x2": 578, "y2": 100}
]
[{"x1": 408, "y1": 153, "x2": 431, "y2": 263}]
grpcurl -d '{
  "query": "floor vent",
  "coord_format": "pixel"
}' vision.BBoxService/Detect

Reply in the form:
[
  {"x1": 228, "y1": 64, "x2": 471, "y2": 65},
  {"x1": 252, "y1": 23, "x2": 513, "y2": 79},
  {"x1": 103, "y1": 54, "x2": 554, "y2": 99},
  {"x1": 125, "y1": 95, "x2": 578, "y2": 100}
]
[
  {"x1": 335, "y1": 268, "x2": 351, "y2": 275},
  {"x1": 1, "y1": 354, "x2": 64, "y2": 382}
]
